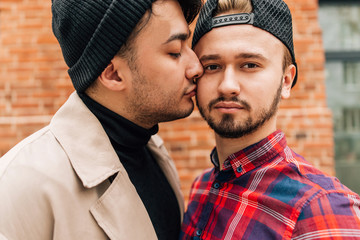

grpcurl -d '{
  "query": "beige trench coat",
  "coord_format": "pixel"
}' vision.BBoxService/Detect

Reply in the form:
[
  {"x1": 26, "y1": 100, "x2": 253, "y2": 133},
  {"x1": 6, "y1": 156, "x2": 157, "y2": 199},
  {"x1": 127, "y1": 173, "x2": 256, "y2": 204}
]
[{"x1": 0, "y1": 92, "x2": 184, "y2": 240}]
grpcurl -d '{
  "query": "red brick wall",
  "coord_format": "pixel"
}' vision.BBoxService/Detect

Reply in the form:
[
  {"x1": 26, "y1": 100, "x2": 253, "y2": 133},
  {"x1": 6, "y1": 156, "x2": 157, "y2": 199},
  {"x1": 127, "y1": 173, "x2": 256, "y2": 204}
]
[
  {"x1": 0, "y1": 0, "x2": 73, "y2": 154},
  {"x1": 0, "y1": 0, "x2": 333, "y2": 202}
]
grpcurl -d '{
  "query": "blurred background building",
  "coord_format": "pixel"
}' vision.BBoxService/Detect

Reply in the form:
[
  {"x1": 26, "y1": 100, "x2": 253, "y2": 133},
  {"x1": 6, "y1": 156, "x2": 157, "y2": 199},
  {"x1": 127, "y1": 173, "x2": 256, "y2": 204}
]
[
  {"x1": 0, "y1": 0, "x2": 358, "y2": 202},
  {"x1": 319, "y1": 0, "x2": 360, "y2": 194}
]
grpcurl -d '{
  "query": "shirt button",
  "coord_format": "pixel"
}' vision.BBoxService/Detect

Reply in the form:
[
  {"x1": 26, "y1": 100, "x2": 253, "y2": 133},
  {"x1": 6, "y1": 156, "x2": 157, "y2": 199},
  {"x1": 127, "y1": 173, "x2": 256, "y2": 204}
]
[
  {"x1": 213, "y1": 182, "x2": 221, "y2": 189},
  {"x1": 196, "y1": 229, "x2": 202, "y2": 236},
  {"x1": 236, "y1": 166, "x2": 242, "y2": 173}
]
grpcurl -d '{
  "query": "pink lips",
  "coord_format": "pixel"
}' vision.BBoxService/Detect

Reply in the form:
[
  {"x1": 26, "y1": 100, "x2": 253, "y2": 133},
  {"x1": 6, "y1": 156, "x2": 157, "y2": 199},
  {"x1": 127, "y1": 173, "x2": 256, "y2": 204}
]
[
  {"x1": 214, "y1": 101, "x2": 244, "y2": 113},
  {"x1": 185, "y1": 86, "x2": 197, "y2": 97}
]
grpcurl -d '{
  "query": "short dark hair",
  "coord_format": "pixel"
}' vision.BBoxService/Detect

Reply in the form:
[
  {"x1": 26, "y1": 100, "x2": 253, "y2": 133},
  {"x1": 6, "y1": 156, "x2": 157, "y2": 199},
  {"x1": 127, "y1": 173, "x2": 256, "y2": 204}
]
[
  {"x1": 179, "y1": 0, "x2": 203, "y2": 24},
  {"x1": 118, "y1": 0, "x2": 203, "y2": 64}
]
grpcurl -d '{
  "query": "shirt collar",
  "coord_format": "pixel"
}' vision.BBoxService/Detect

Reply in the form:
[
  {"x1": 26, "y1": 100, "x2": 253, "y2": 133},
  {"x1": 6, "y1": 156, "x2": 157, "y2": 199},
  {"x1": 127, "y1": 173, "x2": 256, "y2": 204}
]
[{"x1": 211, "y1": 130, "x2": 287, "y2": 177}]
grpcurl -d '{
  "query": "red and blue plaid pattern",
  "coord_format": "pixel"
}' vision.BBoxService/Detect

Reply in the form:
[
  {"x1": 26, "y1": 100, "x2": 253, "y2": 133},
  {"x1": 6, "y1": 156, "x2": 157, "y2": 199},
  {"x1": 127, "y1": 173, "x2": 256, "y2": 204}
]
[{"x1": 180, "y1": 131, "x2": 360, "y2": 239}]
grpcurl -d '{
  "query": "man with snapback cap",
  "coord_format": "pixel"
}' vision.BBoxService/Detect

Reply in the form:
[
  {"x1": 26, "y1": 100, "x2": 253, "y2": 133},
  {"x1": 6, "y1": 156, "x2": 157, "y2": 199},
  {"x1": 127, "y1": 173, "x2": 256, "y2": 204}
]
[
  {"x1": 0, "y1": 0, "x2": 203, "y2": 239},
  {"x1": 180, "y1": 0, "x2": 360, "y2": 239}
]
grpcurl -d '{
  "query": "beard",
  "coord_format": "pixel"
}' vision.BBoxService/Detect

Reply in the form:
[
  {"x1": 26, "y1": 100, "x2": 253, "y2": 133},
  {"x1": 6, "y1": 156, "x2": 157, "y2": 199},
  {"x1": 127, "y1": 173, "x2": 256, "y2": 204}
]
[
  {"x1": 127, "y1": 58, "x2": 194, "y2": 125},
  {"x1": 197, "y1": 81, "x2": 283, "y2": 138}
]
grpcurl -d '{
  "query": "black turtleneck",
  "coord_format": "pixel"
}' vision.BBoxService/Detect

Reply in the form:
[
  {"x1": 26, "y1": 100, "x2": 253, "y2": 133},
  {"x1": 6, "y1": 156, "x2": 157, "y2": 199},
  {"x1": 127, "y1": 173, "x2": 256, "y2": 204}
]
[{"x1": 78, "y1": 93, "x2": 180, "y2": 240}]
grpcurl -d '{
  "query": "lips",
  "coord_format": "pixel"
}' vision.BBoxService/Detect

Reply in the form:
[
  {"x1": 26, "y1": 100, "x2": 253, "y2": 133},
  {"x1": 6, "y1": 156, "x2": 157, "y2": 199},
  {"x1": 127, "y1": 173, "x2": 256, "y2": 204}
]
[
  {"x1": 185, "y1": 86, "x2": 197, "y2": 96},
  {"x1": 211, "y1": 101, "x2": 247, "y2": 114},
  {"x1": 214, "y1": 102, "x2": 244, "y2": 109}
]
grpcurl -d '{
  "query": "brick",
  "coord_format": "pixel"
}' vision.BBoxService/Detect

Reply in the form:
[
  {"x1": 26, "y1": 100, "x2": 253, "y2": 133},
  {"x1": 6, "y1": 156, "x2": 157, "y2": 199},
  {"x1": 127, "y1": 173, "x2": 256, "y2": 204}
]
[{"x1": 36, "y1": 34, "x2": 58, "y2": 44}]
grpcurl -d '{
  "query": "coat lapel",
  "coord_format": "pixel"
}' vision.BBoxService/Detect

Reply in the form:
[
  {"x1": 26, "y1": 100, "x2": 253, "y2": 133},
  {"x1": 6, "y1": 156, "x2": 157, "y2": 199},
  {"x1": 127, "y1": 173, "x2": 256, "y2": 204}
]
[
  {"x1": 50, "y1": 92, "x2": 121, "y2": 188},
  {"x1": 50, "y1": 92, "x2": 157, "y2": 239}
]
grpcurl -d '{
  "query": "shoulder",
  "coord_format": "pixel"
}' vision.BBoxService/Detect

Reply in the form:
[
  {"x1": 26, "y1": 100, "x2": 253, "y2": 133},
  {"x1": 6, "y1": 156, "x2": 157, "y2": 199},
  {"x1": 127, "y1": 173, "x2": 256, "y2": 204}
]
[
  {"x1": 0, "y1": 126, "x2": 74, "y2": 236},
  {"x1": 253, "y1": 148, "x2": 360, "y2": 237},
  {"x1": 276, "y1": 149, "x2": 360, "y2": 236},
  {"x1": 275, "y1": 146, "x2": 353, "y2": 196},
  {"x1": 292, "y1": 191, "x2": 360, "y2": 238},
  {"x1": 0, "y1": 125, "x2": 74, "y2": 194},
  {"x1": 1, "y1": 124, "x2": 68, "y2": 160},
  {"x1": 0, "y1": 125, "x2": 63, "y2": 176},
  {"x1": 262, "y1": 147, "x2": 358, "y2": 210}
]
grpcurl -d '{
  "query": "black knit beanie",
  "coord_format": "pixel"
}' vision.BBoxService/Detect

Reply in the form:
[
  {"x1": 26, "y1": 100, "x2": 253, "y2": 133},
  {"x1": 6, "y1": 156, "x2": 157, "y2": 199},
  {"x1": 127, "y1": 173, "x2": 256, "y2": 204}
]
[
  {"x1": 52, "y1": 0, "x2": 156, "y2": 92},
  {"x1": 193, "y1": 0, "x2": 298, "y2": 87}
]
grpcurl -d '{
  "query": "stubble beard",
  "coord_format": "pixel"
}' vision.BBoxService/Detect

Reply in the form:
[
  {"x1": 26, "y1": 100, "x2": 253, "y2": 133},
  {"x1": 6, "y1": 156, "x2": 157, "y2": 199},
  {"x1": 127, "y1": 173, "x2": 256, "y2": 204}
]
[
  {"x1": 197, "y1": 81, "x2": 283, "y2": 139},
  {"x1": 128, "y1": 60, "x2": 194, "y2": 125}
]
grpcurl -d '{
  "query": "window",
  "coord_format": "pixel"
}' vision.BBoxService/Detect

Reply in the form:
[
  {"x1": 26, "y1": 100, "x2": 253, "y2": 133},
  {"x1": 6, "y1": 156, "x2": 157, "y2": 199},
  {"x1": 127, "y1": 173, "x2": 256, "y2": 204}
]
[
  {"x1": 319, "y1": 0, "x2": 360, "y2": 194},
  {"x1": 344, "y1": 62, "x2": 360, "y2": 87}
]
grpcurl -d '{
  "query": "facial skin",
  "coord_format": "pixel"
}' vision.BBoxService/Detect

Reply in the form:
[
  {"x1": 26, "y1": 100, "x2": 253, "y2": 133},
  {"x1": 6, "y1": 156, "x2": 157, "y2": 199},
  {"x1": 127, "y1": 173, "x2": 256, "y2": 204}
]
[
  {"x1": 88, "y1": 0, "x2": 203, "y2": 129},
  {"x1": 194, "y1": 23, "x2": 295, "y2": 165}
]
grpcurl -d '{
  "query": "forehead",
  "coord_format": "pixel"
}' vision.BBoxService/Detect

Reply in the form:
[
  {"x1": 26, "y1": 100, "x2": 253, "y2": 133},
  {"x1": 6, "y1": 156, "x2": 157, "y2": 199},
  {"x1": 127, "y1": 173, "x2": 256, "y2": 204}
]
[
  {"x1": 136, "y1": 0, "x2": 189, "y2": 42},
  {"x1": 194, "y1": 24, "x2": 284, "y2": 61}
]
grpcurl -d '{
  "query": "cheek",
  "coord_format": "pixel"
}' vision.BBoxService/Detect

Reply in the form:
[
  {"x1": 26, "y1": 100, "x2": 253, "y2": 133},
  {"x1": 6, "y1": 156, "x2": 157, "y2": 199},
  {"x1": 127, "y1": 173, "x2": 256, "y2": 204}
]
[
  {"x1": 250, "y1": 88, "x2": 275, "y2": 109},
  {"x1": 154, "y1": 63, "x2": 185, "y2": 87},
  {"x1": 196, "y1": 80, "x2": 213, "y2": 103}
]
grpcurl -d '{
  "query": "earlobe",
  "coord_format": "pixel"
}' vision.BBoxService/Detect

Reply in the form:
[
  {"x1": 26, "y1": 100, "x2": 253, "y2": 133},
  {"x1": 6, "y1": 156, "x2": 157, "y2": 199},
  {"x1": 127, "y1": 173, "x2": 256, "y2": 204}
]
[{"x1": 281, "y1": 64, "x2": 296, "y2": 99}]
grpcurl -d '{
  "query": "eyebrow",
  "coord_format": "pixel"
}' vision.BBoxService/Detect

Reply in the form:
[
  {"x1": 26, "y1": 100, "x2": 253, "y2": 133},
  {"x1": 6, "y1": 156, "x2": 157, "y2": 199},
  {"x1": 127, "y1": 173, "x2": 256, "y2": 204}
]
[
  {"x1": 163, "y1": 30, "x2": 192, "y2": 44},
  {"x1": 199, "y1": 53, "x2": 267, "y2": 62},
  {"x1": 235, "y1": 53, "x2": 267, "y2": 61},
  {"x1": 199, "y1": 54, "x2": 221, "y2": 62}
]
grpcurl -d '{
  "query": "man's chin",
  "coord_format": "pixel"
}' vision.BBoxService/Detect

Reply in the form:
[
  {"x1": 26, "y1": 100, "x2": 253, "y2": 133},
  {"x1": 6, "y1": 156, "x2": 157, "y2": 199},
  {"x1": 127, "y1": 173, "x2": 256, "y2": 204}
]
[
  {"x1": 213, "y1": 128, "x2": 256, "y2": 139},
  {"x1": 160, "y1": 106, "x2": 194, "y2": 123},
  {"x1": 206, "y1": 117, "x2": 258, "y2": 139}
]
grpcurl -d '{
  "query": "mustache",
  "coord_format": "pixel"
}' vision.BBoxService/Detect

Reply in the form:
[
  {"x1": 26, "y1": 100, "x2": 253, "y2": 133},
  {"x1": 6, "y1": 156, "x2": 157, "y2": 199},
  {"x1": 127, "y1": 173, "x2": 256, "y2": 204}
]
[{"x1": 208, "y1": 96, "x2": 251, "y2": 111}]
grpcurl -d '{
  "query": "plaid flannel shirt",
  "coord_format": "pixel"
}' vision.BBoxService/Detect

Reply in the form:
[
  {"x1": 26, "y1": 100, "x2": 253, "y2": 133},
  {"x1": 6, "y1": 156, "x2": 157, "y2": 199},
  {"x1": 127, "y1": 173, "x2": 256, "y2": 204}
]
[{"x1": 180, "y1": 131, "x2": 360, "y2": 240}]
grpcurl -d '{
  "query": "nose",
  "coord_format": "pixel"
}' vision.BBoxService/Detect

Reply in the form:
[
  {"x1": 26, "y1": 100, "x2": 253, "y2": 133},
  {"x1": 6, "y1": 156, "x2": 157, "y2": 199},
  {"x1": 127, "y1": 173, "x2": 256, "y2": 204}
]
[
  {"x1": 218, "y1": 67, "x2": 240, "y2": 96},
  {"x1": 185, "y1": 47, "x2": 203, "y2": 81}
]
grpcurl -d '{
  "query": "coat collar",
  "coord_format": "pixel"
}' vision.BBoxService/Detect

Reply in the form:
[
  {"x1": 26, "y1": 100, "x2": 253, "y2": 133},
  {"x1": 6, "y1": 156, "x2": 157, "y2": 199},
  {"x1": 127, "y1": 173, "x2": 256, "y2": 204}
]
[
  {"x1": 49, "y1": 93, "x2": 184, "y2": 210},
  {"x1": 50, "y1": 92, "x2": 122, "y2": 188},
  {"x1": 49, "y1": 92, "x2": 184, "y2": 237}
]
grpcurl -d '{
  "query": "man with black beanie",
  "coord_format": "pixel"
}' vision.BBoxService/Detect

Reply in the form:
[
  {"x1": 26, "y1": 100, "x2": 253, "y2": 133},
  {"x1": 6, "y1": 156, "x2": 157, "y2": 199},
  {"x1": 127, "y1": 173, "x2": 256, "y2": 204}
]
[
  {"x1": 180, "y1": 0, "x2": 360, "y2": 239},
  {"x1": 0, "y1": 0, "x2": 203, "y2": 239}
]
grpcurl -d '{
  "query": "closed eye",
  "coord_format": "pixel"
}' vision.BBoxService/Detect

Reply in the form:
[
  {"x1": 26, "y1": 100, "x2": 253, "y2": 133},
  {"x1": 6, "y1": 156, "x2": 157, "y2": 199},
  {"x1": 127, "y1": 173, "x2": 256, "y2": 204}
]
[{"x1": 169, "y1": 53, "x2": 181, "y2": 59}]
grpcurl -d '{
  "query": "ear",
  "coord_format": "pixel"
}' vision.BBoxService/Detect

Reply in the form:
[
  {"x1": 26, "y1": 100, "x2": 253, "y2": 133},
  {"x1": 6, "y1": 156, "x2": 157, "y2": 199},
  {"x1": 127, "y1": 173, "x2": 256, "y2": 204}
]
[
  {"x1": 281, "y1": 64, "x2": 296, "y2": 99},
  {"x1": 98, "y1": 56, "x2": 128, "y2": 91}
]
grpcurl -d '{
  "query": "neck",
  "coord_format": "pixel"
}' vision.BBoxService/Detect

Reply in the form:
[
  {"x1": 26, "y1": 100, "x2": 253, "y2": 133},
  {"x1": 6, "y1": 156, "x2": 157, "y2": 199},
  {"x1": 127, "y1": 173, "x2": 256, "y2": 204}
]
[
  {"x1": 85, "y1": 86, "x2": 156, "y2": 129},
  {"x1": 214, "y1": 119, "x2": 277, "y2": 170}
]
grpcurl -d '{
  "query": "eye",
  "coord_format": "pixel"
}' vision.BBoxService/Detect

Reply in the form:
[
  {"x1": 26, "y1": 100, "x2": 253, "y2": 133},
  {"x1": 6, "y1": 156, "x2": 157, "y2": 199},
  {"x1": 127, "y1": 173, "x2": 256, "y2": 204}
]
[
  {"x1": 169, "y1": 53, "x2": 181, "y2": 59},
  {"x1": 242, "y1": 63, "x2": 259, "y2": 69},
  {"x1": 204, "y1": 64, "x2": 221, "y2": 72}
]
